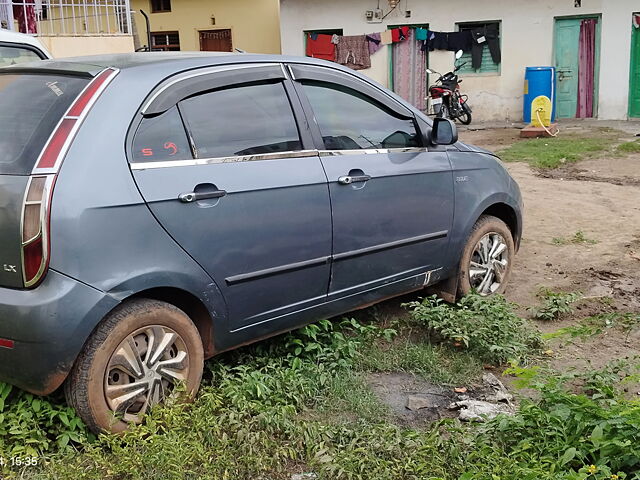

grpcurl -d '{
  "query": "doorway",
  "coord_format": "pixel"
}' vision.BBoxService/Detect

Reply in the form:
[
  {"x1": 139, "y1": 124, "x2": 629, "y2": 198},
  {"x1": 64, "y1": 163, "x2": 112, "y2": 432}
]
[
  {"x1": 554, "y1": 16, "x2": 601, "y2": 118},
  {"x1": 629, "y1": 17, "x2": 640, "y2": 117},
  {"x1": 199, "y1": 29, "x2": 232, "y2": 52},
  {"x1": 389, "y1": 24, "x2": 428, "y2": 111}
]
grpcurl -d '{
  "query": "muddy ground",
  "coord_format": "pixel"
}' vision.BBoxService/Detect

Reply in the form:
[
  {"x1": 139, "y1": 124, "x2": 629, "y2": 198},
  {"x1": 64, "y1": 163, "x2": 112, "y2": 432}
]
[
  {"x1": 366, "y1": 122, "x2": 640, "y2": 422},
  {"x1": 461, "y1": 123, "x2": 640, "y2": 371}
]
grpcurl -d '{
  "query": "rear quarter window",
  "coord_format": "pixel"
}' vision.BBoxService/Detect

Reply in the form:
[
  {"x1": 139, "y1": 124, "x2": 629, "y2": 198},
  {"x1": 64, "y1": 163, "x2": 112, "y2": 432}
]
[
  {"x1": 0, "y1": 73, "x2": 89, "y2": 175},
  {"x1": 131, "y1": 106, "x2": 193, "y2": 163},
  {"x1": 0, "y1": 45, "x2": 44, "y2": 67}
]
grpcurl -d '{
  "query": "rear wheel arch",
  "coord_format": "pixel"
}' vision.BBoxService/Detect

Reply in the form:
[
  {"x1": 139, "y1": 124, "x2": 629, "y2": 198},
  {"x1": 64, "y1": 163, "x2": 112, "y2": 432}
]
[{"x1": 128, "y1": 287, "x2": 215, "y2": 358}]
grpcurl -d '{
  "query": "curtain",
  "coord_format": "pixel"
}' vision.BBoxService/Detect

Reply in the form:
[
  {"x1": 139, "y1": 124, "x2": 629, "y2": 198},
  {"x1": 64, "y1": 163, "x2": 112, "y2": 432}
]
[
  {"x1": 0, "y1": 0, "x2": 15, "y2": 30},
  {"x1": 12, "y1": 0, "x2": 37, "y2": 34},
  {"x1": 576, "y1": 18, "x2": 596, "y2": 118},
  {"x1": 392, "y1": 29, "x2": 427, "y2": 111}
]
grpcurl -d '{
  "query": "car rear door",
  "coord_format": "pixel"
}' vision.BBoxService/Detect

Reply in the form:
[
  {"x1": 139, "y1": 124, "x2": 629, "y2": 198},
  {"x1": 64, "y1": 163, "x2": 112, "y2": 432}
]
[
  {"x1": 289, "y1": 64, "x2": 454, "y2": 297},
  {"x1": 129, "y1": 64, "x2": 332, "y2": 332}
]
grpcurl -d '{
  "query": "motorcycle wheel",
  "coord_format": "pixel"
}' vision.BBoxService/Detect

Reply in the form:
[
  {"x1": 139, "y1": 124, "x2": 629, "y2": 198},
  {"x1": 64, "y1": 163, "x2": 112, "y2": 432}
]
[{"x1": 458, "y1": 111, "x2": 472, "y2": 125}]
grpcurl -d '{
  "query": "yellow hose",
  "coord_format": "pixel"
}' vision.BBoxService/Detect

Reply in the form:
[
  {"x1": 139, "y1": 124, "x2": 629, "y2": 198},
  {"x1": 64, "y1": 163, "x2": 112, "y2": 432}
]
[{"x1": 535, "y1": 108, "x2": 559, "y2": 137}]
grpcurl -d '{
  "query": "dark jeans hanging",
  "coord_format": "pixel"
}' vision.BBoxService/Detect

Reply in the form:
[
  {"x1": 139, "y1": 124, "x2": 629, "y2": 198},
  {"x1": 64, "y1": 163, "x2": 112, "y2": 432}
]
[{"x1": 471, "y1": 26, "x2": 501, "y2": 69}]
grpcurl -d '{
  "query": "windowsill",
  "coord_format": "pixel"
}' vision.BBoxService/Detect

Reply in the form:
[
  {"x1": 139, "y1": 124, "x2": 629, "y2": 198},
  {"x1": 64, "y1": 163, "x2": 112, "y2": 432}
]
[{"x1": 459, "y1": 71, "x2": 501, "y2": 77}]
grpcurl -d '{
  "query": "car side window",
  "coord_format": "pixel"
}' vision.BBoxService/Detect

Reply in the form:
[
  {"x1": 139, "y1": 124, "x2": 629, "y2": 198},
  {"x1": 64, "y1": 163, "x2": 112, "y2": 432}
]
[
  {"x1": 0, "y1": 46, "x2": 43, "y2": 68},
  {"x1": 179, "y1": 81, "x2": 302, "y2": 158},
  {"x1": 132, "y1": 106, "x2": 193, "y2": 163},
  {"x1": 301, "y1": 81, "x2": 420, "y2": 150}
]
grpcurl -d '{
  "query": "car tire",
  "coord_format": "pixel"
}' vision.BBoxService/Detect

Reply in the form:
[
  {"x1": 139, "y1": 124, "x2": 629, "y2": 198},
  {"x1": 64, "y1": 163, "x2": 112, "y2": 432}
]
[
  {"x1": 64, "y1": 298, "x2": 204, "y2": 434},
  {"x1": 456, "y1": 215, "x2": 515, "y2": 298}
]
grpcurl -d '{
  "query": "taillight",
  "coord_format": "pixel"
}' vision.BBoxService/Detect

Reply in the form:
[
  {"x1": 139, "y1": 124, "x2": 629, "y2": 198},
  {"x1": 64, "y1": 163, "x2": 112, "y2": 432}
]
[
  {"x1": 21, "y1": 175, "x2": 54, "y2": 287},
  {"x1": 21, "y1": 68, "x2": 118, "y2": 288}
]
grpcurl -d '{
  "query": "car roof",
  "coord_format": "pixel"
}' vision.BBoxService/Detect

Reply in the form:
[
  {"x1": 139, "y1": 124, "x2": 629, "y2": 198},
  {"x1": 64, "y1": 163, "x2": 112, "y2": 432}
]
[
  {"x1": 2, "y1": 51, "x2": 352, "y2": 77},
  {"x1": 0, "y1": 29, "x2": 52, "y2": 58}
]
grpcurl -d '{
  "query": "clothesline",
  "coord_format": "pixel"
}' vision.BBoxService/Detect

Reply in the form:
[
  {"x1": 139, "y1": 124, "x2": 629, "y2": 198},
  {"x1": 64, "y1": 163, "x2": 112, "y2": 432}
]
[{"x1": 306, "y1": 25, "x2": 501, "y2": 71}]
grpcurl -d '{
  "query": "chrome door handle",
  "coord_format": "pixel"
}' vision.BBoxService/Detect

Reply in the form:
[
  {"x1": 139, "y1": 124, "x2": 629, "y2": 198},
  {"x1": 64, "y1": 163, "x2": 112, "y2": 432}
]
[
  {"x1": 179, "y1": 190, "x2": 227, "y2": 203},
  {"x1": 338, "y1": 175, "x2": 371, "y2": 185}
]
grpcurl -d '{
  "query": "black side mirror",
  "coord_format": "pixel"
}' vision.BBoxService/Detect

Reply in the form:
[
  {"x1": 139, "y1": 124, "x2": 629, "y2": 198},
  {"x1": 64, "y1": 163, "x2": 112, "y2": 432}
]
[{"x1": 431, "y1": 117, "x2": 458, "y2": 145}]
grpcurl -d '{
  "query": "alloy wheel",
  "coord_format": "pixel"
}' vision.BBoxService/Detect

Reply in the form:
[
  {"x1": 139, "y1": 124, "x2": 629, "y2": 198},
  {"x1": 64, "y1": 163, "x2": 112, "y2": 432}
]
[
  {"x1": 468, "y1": 232, "x2": 509, "y2": 295},
  {"x1": 104, "y1": 325, "x2": 189, "y2": 423}
]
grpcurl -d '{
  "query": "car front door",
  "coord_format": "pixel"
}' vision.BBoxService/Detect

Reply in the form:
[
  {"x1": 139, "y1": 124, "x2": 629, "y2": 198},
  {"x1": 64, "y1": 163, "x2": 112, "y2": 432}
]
[
  {"x1": 289, "y1": 64, "x2": 454, "y2": 298},
  {"x1": 129, "y1": 65, "x2": 332, "y2": 333}
]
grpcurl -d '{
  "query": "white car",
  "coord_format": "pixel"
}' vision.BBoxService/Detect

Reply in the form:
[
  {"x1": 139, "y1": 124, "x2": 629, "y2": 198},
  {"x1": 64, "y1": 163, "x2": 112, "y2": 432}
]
[{"x1": 0, "y1": 29, "x2": 51, "y2": 67}]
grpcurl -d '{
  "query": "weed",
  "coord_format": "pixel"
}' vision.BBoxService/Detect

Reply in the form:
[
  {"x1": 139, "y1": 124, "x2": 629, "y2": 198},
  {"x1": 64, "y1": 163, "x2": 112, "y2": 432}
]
[
  {"x1": 552, "y1": 230, "x2": 598, "y2": 245},
  {"x1": 497, "y1": 135, "x2": 616, "y2": 169},
  {"x1": 0, "y1": 382, "x2": 92, "y2": 460},
  {"x1": 404, "y1": 294, "x2": 543, "y2": 365},
  {"x1": 544, "y1": 312, "x2": 640, "y2": 342},
  {"x1": 529, "y1": 288, "x2": 581, "y2": 321}
]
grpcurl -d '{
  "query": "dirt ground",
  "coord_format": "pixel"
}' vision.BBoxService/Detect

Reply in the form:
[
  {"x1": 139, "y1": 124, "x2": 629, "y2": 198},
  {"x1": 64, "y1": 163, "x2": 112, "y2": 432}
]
[
  {"x1": 361, "y1": 122, "x2": 640, "y2": 423},
  {"x1": 459, "y1": 124, "x2": 640, "y2": 373}
]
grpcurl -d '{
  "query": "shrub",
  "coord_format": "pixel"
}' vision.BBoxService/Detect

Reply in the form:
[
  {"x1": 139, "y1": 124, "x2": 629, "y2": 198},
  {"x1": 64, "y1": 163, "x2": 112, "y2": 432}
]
[{"x1": 404, "y1": 294, "x2": 543, "y2": 365}]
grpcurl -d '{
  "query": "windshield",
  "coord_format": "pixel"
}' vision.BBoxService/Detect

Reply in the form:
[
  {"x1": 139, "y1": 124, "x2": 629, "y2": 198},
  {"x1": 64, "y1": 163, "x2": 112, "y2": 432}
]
[{"x1": 0, "y1": 73, "x2": 88, "y2": 175}]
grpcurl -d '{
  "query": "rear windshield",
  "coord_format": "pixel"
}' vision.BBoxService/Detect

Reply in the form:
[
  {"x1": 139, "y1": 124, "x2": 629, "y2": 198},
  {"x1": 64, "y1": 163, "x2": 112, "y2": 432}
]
[{"x1": 0, "y1": 73, "x2": 89, "y2": 175}]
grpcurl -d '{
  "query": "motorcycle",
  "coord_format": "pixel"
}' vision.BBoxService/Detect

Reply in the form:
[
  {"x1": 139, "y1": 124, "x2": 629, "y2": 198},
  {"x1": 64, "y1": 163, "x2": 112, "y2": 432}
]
[{"x1": 426, "y1": 50, "x2": 472, "y2": 125}]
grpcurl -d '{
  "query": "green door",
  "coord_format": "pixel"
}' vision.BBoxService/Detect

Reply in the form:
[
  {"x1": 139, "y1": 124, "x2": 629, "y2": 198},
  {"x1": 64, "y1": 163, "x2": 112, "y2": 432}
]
[
  {"x1": 554, "y1": 18, "x2": 581, "y2": 119},
  {"x1": 630, "y1": 24, "x2": 640, "y2": 117}
]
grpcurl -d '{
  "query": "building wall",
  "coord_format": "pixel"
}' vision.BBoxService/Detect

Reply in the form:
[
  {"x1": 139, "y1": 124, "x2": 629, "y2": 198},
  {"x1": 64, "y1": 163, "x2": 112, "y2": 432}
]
[
  {"x1": 38, "y1": 35, "x2": 134, "y2": 57},
  {"x1": 280, "y1": 0, "x2": 638, "y2": 121},
  {"x1": 130, "y1": 0, "x2": 281, "y2": 54}
]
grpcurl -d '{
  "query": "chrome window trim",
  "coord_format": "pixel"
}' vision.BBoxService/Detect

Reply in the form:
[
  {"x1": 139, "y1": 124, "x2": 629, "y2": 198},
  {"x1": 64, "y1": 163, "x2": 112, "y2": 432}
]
[
  {"x1": 130, "y1": 149, "x2": 320, "y2": 170},
  {"x1": 141, "y1": 62, "x2": 282, "y2": 114},
  {"x1": 318, "y1": 147, "x2": 426, "y2": 156},
  {"x1": 130, "y1": 147, "x2": 430, "y2": 170}
]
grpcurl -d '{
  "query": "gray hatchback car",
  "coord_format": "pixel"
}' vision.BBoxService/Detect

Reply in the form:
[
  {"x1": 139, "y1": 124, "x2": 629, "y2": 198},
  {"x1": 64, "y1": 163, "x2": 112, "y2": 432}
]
[{"x1": 0, "y1": 53, "x2": 522, "y2": 433}]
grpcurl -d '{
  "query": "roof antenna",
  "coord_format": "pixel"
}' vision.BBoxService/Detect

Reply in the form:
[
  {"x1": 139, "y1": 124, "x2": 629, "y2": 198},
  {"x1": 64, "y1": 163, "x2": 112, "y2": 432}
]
[{"x1": 234, "y1": 48, "x2": 246, "y2": 53}]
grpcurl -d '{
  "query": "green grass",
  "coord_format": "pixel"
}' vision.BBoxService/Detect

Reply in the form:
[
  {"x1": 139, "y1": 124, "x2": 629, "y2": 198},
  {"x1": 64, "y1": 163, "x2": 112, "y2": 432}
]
[
  {"x1": 616, "y1": 139, "x2": 640, "y2": 154},
  {"x1": 358, "y1": 339, "x2": 483, "y2": 385},
  {"x1": 498, "y1": 135, "x2": 616, "y2": 169},
  {"x1": 552, "y1": 230, "x2": 598, "y2": 246},
  {"x1": 3, "y1": 295, "x2": 640, "y2": 480}
]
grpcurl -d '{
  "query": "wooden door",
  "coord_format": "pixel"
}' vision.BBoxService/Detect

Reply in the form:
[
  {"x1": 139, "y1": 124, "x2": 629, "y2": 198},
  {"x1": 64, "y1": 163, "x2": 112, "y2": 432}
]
[
  {"x1": 199, "y1": 29, "x2": 232, "y2": 52},
  {"x1": 554, "y1": 18, "x2": 581, "y2": 118},
  {"x1": 630, "y1": 23, "x2": 640, "y2": 117}
]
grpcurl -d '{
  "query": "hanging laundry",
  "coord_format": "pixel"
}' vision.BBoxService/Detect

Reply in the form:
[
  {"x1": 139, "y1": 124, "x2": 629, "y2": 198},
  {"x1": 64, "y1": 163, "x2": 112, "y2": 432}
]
[
  {"x1": 415, "y1": 27, "x2": 428, "y2": 41},
  {"x1": 634, "y1": 14, "x2": 640, "y2": 29},
  {"x1": 306, "y1": 33, "x2": 336, "y2": 61},
  {"x1": 380, "y1": 29, "x2": 393, "y2": 45},
  {"x1": 390, "y1": 26, "x2": 410, "y2": 43},
  {"x1": 447, "y1": 31, "x2": 473, "y2": 52},
  {"x1": 366, "y1": 32, "x2": 383, "y2": 55},
  {"x1": 335, "y1": 35, "x2": 371, "y2": 70},
  {"x1": 428, "y1": 32, "x2": 449, "y2": 51},
  {"x1": 331, "y1": 34, "x2": 340, "y2": 45},
  {"x1": 471, "y1": 25, "x2": 501, "y2": 69}
]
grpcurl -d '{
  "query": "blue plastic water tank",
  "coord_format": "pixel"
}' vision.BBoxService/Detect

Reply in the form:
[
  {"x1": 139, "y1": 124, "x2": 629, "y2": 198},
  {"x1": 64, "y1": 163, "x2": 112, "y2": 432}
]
[{"x1": 523, "y1": 66, "x2": 556, "y2": 123}]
